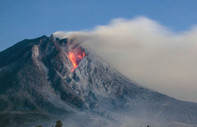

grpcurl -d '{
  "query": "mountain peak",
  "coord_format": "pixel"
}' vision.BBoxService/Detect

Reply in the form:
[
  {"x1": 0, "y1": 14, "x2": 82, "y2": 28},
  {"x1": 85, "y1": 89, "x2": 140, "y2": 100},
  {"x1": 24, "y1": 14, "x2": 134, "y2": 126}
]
[{"x1": 0, "y1": 35, "x2": 197, "y2": 127}]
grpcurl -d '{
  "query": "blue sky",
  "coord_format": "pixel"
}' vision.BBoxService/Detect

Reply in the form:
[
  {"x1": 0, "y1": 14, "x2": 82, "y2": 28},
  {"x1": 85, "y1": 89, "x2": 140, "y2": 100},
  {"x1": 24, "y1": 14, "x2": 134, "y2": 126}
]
[{"x1": 0, "y1": 0, "x2": 197, "y2": 51}]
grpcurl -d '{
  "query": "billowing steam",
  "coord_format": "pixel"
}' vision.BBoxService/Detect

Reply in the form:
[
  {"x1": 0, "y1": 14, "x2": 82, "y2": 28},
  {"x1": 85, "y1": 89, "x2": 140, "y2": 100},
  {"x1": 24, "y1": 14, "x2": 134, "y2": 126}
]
[{"x1": 53, "y1": 17, "x2": 197, "y2": 103}]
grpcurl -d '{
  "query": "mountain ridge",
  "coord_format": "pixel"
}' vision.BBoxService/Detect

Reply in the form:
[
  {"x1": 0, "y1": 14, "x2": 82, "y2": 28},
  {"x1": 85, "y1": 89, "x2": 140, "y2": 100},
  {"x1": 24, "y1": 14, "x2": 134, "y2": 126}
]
[{"x1": 0, "y1": 35, "x2": 197, "y2": 127}]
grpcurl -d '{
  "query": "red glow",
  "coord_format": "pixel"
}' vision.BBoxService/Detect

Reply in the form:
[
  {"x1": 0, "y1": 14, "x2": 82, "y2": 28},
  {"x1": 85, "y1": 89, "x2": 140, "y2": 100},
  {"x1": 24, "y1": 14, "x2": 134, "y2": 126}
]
[{"x1": 68, "y1": 49, "x2": 86, "y2": 72}]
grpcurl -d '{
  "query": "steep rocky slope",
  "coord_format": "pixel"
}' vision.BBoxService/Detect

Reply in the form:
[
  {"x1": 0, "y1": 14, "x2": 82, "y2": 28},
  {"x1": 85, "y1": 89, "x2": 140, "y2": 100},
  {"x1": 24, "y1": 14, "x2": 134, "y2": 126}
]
[{"x1": 0, "y1": 35, "x2": 197, "y2": 127}]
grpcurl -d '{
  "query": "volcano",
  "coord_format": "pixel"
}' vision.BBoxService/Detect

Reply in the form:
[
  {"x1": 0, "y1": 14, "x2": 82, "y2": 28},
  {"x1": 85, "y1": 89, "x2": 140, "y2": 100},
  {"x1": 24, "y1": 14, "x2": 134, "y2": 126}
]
[{"x1": 0, "y1": 35, "x2": 197, "y2": 127}]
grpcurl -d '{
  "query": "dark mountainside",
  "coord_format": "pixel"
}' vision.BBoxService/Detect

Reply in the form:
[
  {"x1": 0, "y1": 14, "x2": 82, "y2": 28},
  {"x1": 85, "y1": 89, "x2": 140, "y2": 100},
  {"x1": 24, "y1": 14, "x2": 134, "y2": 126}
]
[{"x1": 0, "y1": 35, "x2": 197, "y2": 127}]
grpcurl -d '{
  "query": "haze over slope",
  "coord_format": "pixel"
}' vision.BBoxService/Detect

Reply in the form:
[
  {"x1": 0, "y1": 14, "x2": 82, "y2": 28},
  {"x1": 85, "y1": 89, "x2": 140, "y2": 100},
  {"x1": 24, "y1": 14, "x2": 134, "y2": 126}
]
[{"x1": 54, "y1": 17, "x2": 197, "y2": 103}]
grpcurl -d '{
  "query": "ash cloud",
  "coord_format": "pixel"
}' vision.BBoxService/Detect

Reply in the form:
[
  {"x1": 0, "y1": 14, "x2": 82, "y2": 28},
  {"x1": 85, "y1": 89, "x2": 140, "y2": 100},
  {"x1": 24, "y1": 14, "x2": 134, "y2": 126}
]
[{"x1": 53, "y1": 17, "x2": 197, "y2": 103}]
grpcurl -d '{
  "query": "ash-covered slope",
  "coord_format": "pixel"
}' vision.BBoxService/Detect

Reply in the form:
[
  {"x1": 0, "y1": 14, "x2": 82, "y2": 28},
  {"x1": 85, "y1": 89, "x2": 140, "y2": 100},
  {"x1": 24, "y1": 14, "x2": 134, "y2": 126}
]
[{"x1": 0, "y1": 35, "x2": 197, "y2": 127}]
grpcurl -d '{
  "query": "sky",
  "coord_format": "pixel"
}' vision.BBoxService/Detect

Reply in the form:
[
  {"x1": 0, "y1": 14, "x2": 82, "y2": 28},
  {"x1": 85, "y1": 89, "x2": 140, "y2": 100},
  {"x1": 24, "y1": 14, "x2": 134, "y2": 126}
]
[{"x1": 1, "y1": 0, "x2": 197, "y2": 51}]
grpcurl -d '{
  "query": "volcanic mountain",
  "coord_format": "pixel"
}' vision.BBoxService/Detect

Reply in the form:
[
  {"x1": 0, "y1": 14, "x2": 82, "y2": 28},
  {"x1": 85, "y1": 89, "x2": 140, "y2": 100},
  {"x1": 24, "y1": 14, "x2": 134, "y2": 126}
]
[{"x1": 0, "y1": 35, "x2": 197, "y2": 127}]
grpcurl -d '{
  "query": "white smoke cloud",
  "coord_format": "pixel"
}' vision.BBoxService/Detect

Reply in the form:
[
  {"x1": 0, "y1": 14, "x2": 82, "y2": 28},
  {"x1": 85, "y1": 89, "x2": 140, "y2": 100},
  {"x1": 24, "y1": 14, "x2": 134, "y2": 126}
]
[{"x1": 54, "y1": 17, "x2": 197, "y2": 103}]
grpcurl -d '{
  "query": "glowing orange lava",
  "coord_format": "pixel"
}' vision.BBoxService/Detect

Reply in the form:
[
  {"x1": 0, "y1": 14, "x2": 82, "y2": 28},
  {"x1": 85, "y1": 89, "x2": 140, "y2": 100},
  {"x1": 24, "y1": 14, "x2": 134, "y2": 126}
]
[{"x1": 68, "y1": 49, "x2": 86, "y2": 72}]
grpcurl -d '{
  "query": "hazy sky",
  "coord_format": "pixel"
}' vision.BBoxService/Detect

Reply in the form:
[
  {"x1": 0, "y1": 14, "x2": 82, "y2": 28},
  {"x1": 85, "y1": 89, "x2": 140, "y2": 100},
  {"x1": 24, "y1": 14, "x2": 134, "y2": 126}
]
[{"x1": 1, "y1": 0, "x2": 197, "y2": 51}]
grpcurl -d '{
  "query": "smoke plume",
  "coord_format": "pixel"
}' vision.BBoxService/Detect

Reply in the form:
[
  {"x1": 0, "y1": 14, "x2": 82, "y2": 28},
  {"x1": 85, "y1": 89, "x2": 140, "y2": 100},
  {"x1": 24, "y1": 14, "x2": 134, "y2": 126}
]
[{"x1": 53, "y1": 17, "x2": 197, "y2": 103}]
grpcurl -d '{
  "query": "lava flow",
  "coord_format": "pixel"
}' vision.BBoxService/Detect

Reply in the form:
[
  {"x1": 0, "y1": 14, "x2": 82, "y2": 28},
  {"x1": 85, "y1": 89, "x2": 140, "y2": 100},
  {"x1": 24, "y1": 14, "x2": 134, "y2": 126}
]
[{"x1": 68, "y1": 48, "x2": 86, "y2": 72}]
